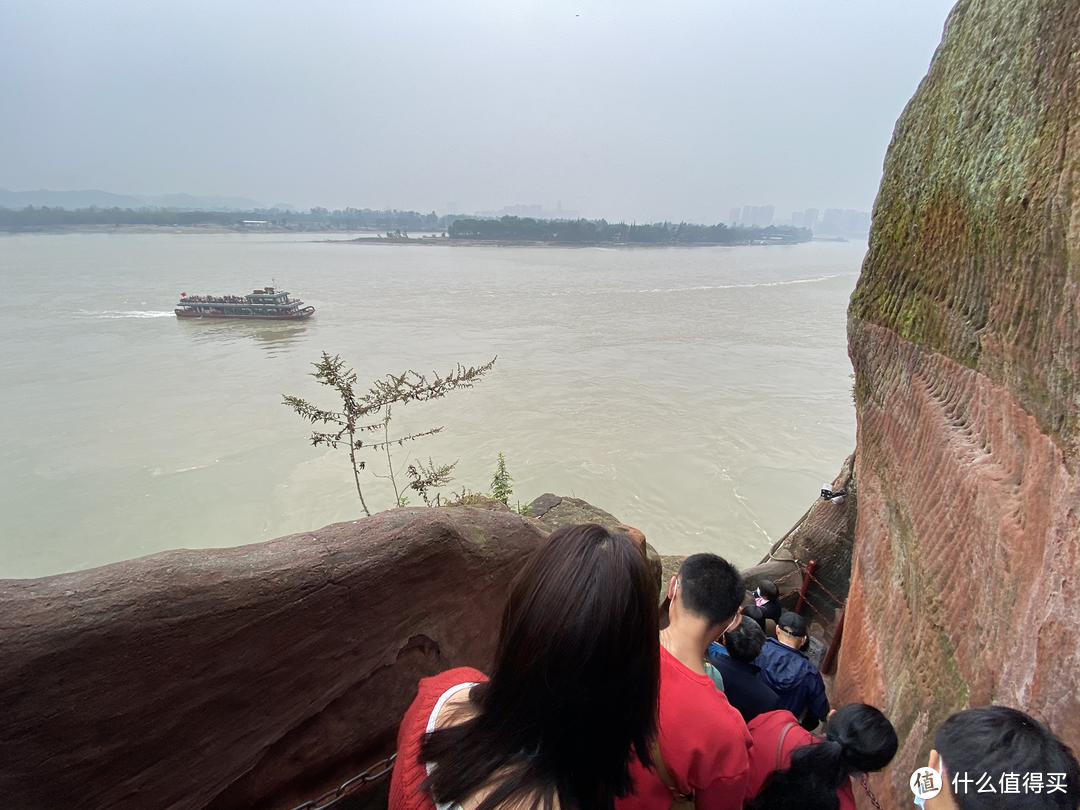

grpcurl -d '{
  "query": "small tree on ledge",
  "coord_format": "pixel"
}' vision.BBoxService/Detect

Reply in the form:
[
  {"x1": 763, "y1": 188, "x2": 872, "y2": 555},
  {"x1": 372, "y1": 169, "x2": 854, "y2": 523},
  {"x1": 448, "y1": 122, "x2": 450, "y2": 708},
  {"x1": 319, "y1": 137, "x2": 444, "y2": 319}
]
[
  {"x1": 490, "y1": 452, "x2": 514, "y2": 504},
  {"x1": 283, "y1": 353, "x2": 496, "y2": 515}
]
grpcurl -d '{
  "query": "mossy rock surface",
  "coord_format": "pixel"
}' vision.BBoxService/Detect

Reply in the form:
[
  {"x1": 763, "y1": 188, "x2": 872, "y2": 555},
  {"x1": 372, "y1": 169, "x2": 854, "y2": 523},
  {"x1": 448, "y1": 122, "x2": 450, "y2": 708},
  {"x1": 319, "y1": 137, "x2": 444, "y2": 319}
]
[
  {"x1": 849, "y1": 0, "x2": 1080, "y2": 458},
  {"x1": 441, "y1": 493, "x2": 512, "y2": 512}
]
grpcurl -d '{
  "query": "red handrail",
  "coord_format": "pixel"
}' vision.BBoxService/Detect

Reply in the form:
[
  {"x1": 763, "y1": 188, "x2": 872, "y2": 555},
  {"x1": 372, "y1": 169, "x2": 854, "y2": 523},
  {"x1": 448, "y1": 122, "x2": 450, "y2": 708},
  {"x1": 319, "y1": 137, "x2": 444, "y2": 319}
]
[
  {"x1": 821, "y1": 608, "x2": 845, "y2": 674},
  {"x1": 794, "y1": 559, "x2": 817, "y2": 615}
]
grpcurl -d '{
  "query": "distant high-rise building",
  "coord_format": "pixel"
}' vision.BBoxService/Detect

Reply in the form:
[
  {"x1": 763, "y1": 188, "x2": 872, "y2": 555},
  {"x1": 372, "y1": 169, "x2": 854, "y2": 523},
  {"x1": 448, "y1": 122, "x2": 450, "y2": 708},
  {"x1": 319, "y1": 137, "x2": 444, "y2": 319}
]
[
  {"x1": 500, "y1": 203, "x2": 544, "y2": 217},
  {"x1": 791, "y1": 211, "x2": 804, "y2": 227},
  {"x1": 840, "y1": 209, "x2": 871, "y2": 234},
  {"x1": 821, "y1": 208, "x2": 844, "y2": 234},
  {"x1": 731, "y1": 203, "x2": 776, "y2": 227},
  {"x1": 803, "y1": 208, "x2": 819, "y2": 231}
]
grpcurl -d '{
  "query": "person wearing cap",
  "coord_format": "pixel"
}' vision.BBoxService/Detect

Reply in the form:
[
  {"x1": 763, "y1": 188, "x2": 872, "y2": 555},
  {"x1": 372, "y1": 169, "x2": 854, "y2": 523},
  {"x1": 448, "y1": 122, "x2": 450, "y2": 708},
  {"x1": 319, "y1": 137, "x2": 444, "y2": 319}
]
[{"x1": 753, "y1": 612, "x2": 829, "y2": 730}]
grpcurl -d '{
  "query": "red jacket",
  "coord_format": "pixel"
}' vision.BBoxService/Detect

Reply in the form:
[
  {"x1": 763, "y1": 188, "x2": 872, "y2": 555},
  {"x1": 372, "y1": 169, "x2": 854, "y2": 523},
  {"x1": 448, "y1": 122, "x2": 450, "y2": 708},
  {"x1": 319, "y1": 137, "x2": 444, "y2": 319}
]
[
  {"x1": 388, "y1": 667, "x2": 488, "y2": 810},
  {"x1": 617, "y1": 646, "x2": 752, "y2": 810},
  {"x1": 745, "y1": 710, "x2": 856, "y2": 810}
]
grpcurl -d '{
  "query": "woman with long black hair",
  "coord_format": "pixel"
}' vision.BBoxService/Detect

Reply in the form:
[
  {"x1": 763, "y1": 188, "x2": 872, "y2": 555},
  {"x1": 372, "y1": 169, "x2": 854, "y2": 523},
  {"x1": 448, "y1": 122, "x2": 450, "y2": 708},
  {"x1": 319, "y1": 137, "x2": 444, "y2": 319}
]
[
  {"x1": 745, "y1": 703, "x2": 898, "y2": 810},
  {"x1": 389, "y1": 523, "x2": 660, "y2": 810}
]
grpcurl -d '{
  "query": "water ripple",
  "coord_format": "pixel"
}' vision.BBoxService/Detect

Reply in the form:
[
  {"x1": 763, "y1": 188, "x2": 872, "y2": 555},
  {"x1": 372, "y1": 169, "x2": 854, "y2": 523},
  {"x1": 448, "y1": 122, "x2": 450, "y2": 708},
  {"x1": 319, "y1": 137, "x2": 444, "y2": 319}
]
[{"x1": 75, "y1": 309, "x2": 175, "y2": 319}]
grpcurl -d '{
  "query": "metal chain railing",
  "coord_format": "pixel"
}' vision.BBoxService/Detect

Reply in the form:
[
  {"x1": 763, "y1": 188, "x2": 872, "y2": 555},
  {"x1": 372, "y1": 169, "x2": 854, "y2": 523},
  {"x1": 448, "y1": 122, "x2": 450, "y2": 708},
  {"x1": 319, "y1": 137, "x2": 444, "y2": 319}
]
[
  {"x1": 770, "y1": 567, "x2": 801, "y2": 585},
  {"x1": 801, "y1": 596, "x2": 835, "y2": 627},
  {"x1": 803, "y1": 566, "x2": 847, "y2": 609},
  {"x1": 860, "y1": 774, "x2": 883, "y2": 810},
  {"x1": 753, "y1": 560, "x2": 841, "y2": 628},
  {"x1": 286, "y1": 753, "x2": 397, "y2": 810}
]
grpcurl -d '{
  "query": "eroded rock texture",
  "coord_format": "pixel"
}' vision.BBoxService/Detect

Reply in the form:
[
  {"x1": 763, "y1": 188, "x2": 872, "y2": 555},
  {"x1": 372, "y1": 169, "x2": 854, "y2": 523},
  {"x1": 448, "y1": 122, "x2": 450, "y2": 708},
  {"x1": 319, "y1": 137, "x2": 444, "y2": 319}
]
[
  {"x1": 0, "y1": 508, "x2": 545, "y2": 810},
  {"x1": 837, "y1": 0, "x2": 1080, "y2": 805}
]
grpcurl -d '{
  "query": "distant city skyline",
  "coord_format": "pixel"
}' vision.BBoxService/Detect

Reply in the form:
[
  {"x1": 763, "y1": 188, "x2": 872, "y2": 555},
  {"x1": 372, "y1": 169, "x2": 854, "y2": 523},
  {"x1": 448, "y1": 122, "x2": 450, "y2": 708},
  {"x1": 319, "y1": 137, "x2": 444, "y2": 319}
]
[
  {"x1": 2, "y1": 185, "x2": 868, "y2": 234},
  {"x1": 727, "y1": 202, "x2": 870, "y2": 236}
]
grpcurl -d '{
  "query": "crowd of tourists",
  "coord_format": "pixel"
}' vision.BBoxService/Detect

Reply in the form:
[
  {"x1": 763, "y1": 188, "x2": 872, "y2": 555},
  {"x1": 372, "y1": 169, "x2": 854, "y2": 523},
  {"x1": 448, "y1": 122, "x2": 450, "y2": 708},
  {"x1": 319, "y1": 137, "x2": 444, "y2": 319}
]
[
  {"x1": 179, "y1": 294, "x2": 248, "y2": 304},
  {"x1": 388, "y1": 524, "x2": 1079, "y2": 810}
]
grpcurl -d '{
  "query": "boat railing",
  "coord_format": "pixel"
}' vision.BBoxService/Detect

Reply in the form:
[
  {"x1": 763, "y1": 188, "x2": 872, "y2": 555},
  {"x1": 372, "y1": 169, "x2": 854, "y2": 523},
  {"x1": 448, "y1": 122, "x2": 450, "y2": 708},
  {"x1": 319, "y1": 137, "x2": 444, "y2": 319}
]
[{"x1": 179, "y1": 294, "x2": 295, "y2": 305}]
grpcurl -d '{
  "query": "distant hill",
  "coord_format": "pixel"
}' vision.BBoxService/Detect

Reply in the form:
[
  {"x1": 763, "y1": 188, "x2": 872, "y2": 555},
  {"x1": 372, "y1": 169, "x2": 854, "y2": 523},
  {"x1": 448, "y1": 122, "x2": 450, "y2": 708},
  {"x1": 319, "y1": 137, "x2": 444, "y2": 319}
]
[
  {"x1": 0, "y1": 188, "x2": 145, "y2": 209},
  {"x1": 0, "y1": 188, "x2": 270, "y2": 211}
]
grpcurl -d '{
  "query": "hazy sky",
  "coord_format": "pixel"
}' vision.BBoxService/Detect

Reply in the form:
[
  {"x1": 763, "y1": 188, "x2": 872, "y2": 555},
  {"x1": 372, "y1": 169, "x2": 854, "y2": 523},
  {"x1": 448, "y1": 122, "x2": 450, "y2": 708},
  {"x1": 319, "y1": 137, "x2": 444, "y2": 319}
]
[{"x1": 2, "y1": 0, "x2": 957, "y2": 221}]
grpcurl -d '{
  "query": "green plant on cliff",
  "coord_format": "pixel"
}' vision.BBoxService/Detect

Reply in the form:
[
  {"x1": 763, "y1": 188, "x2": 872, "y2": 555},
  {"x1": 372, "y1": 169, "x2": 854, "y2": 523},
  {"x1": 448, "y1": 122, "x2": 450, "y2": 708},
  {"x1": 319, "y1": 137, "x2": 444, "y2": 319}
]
[
  {"x1": 283, "y1": 353, "x2": 496, "y2": 515},
  {"x1": 490, "y1": 452, "x2": 514, "y2": 504},
  {"x1": 489, "y1": 453, "x2": 533, "y2": 514},
  {"x1": 407, "y1": 458, "x2": 456, "y2": 507}
]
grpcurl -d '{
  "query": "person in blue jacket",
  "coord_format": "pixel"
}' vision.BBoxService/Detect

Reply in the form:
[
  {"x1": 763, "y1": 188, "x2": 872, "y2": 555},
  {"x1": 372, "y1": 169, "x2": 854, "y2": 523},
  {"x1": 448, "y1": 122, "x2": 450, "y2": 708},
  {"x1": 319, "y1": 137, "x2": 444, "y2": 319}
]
[
  {"x1": 753, "y1": 612, "x2": 829, "y2": 730},
  {"x1": 707, "y1": 613, "x2": 779, "y2": 723}
]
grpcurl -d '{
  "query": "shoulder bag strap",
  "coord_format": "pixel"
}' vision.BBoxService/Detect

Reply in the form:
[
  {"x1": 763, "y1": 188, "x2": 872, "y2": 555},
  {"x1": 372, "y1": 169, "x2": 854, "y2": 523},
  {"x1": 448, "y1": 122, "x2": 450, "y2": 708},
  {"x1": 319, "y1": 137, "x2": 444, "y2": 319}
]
[
  {"x1": 775, "y1": 721, "x2": 799, "y2": 770},
  {"x1": 649, "y1": 739, "x2": 693, "y2": 804}
]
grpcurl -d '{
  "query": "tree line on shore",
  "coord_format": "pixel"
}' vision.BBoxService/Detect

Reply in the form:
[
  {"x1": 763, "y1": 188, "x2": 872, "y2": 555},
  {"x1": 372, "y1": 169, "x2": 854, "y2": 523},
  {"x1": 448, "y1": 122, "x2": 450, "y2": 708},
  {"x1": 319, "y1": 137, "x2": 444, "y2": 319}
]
[
  {"x1": 1, "y1": 206, "x2": 812, "y2": 244},
  {"x1": 0, "y1": 205, "x2": 444, "y2": 230},
  {"x1": 0, "y1": 206, "x2": 237, "y2": 227},
  {"x1": 449, "y1": 216, "x2": 812, "y2": 245}
]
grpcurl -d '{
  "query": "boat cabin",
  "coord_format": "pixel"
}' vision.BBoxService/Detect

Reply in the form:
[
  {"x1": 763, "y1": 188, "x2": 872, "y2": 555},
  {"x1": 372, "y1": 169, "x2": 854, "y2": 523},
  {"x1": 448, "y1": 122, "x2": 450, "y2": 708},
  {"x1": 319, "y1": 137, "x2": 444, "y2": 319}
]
[{"x1": 247, "y1": 288, "x2": 290, "y2": 305}]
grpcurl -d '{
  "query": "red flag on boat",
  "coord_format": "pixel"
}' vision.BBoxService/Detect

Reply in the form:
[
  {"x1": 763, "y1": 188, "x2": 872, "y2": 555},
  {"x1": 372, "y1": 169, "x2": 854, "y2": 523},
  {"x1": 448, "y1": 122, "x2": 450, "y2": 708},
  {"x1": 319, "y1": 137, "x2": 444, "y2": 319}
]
[{"x1": 181, "y1": 292, "x2": 186, "y2": 296}]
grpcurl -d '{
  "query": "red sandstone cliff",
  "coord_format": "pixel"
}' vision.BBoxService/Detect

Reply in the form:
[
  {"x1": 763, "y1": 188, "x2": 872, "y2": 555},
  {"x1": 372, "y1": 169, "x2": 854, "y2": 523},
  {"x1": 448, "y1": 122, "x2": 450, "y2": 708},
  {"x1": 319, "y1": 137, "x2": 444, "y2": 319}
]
[{"x1": 837, "y1": 0, "x2": 1080, "y2": 805}]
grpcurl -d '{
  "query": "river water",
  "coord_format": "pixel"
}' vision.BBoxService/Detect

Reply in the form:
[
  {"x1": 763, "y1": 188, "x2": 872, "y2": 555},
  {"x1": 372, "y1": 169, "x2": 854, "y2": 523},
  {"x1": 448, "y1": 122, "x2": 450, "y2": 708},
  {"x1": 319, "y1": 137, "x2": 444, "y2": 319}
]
[{"x1": 0, "y1": 232, "x2": 864, "y2": 579}]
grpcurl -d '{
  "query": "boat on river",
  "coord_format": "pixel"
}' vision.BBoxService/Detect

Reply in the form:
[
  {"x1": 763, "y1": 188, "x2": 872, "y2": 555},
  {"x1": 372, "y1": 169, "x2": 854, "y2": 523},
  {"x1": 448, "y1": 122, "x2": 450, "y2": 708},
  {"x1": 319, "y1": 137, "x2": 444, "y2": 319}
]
[{"x1": 175, "y1": 287, "x2": 315, "y2": 320}]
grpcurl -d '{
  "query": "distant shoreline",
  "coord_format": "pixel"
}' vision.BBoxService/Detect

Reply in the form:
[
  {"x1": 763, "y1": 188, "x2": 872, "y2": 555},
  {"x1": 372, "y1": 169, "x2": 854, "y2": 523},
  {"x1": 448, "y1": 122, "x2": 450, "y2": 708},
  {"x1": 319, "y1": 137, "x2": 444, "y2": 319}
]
[
  {"x1": 0, "y1": 225, "x2": 832, "y2": 246},
  {"x1": 0, "y1": 224, "x2": 375, "y2": 236},
  {"x1": 326, "y1": 237, "x2": 814, "y2": 248}
]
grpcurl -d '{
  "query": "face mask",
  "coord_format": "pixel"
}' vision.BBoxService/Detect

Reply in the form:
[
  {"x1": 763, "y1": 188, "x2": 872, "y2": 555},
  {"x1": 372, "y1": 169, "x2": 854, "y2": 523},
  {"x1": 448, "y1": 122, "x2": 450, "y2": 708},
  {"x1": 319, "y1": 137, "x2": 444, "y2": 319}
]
[
  {"x1": 755, "y1": 596, "x2": 767, "y2": 607},
  {"x1": 913, "y1": 797, "x2": 926, "y2": 809}
]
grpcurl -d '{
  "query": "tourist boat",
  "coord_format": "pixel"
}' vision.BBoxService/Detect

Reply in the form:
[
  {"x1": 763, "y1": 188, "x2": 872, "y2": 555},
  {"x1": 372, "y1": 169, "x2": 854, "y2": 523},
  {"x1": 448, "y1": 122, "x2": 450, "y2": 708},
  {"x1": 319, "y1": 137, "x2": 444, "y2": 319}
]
[{"x1": 175, "y1": 287, "x2": 315, "y2": 320}]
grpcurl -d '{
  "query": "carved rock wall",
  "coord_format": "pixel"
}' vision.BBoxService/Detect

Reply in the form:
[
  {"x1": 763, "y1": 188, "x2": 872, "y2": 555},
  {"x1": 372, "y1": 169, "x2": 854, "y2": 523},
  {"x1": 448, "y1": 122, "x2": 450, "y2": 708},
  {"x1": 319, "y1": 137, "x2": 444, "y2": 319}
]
[
  {"x1": 0, "y1": 508, "x2": 545, "y2": 810},
  {"x1": 837, "y1": 0, "x2": 1080, "y2": 806}
]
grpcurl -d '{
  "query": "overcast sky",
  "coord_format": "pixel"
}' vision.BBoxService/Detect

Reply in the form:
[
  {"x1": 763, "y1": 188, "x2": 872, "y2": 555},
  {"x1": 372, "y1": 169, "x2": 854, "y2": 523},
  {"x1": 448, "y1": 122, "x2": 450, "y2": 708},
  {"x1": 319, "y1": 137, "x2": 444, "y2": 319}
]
[{"x1": 1, "y1": 0, "x2": 958, "y2": 221}]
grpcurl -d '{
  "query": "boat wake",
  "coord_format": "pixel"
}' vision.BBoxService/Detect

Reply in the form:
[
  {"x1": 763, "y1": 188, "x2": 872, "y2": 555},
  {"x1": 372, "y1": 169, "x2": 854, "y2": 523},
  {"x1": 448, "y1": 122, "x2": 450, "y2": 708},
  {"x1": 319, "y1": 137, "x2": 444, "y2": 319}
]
[
  {"x1": 630, "y1": 272, "x2": 855, "y2": 294},
  {"x1": 76, "y1": 310, "x2": 175, "y2": 319}
]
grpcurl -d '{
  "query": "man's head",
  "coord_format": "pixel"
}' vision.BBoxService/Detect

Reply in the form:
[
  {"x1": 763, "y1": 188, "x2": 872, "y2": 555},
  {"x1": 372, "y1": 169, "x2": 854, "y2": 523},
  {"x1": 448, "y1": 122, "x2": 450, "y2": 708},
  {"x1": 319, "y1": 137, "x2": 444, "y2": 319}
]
[
  {"x1": 776, "y1": 611, "x2": 807, "y2": 649},
  {"x1": 722, "y1": 614, "x2": 766, "y2": 663},
  {"x1": 926, "y1": 705, "x2": 1079, "y2": 810},
  {"x1": 671, "y1": 553, "x2": 744, "y2": 632}
]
